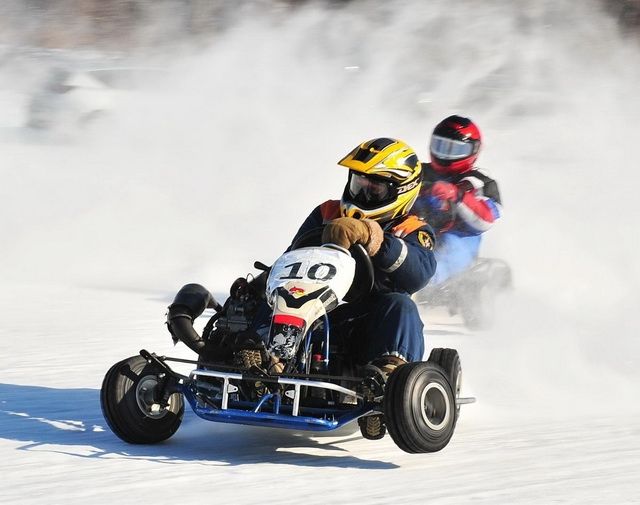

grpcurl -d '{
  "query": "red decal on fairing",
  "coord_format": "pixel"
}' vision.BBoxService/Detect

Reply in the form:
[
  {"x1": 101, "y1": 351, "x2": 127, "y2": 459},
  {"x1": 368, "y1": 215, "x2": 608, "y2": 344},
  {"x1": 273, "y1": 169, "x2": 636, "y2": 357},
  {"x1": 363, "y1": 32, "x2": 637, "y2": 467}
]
[{"x1": 273, "y1": 314, "x2": 305, "y2": 327}]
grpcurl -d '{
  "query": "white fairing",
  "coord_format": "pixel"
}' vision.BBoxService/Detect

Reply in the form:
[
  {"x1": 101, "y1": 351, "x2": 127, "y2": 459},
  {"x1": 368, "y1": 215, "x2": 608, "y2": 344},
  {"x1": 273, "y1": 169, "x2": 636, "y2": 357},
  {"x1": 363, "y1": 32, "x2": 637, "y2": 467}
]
[{"x1": 266, "y1": 246, "x2": 356, "y2": 304}]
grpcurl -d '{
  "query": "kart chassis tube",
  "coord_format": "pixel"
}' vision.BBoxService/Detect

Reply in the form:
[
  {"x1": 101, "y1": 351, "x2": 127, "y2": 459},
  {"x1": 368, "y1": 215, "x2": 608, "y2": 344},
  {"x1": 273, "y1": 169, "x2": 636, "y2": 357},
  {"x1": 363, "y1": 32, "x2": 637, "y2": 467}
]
[
  {"x1": 138, "y1": 351, "x2": 370, "y2": 432},
  {"x1": 140, "y1": 350, "x2": 474, "y2": 431},
  {"x1": 160, "y1": 353, "x2": 365, "y2": 383},
  {"x1": 183, "y1": 391, "x2": 370, "y2": 431},
  {"x1": 190, "y1": 368, "x2": 364, "y2": 414},
  {"x1": 182, "y1": 388, "x2": 372, "y2": 432},
  {"x1": 181, "y1": 368, "x2": 372, "y2": 432},
  {"x1": 154, "y1": 354, "x2": 474, "y2": 403}
]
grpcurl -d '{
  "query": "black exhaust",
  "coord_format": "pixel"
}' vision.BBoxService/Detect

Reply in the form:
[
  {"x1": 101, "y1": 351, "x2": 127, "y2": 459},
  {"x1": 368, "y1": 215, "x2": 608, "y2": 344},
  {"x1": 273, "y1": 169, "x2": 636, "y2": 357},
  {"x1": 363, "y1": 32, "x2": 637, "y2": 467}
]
[{"x1": 166, "y1": 283, "x2": 222, "y2": 354}]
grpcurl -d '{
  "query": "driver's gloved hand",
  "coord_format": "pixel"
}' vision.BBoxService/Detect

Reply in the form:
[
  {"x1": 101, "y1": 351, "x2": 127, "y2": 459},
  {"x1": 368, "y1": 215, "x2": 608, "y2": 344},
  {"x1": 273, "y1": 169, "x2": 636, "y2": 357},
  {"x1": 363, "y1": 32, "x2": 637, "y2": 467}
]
[
  {"x1": 430, "y1": 181, "x2": 461, "y2": 203},
  {"x1": 322, "y1": 217, "x2": 383, "y2": 256},
  {"x1": 430, "y1": 180, "x2": 475, "y2": 204}
]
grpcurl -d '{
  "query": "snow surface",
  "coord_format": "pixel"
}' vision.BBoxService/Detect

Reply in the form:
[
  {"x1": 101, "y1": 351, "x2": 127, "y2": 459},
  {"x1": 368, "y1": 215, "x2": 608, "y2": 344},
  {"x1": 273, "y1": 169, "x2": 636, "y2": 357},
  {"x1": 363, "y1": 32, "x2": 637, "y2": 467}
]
[{"x1": 2, "y1": 1, "x2": 640, "y2": 503}]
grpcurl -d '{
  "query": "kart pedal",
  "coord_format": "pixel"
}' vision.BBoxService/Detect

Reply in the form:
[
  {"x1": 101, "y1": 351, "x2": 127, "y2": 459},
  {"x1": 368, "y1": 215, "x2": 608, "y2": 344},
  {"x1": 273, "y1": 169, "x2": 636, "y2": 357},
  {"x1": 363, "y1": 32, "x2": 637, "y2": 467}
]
[
  {"x1": 358, "y1": 414, "x2": 386, "y2": 440},
  {"x1": 236, "y1": 349, "x2": 263, "y2": 369},
  {"x1": 356, "y1": 366, "x2": 387, "y2": 440}
]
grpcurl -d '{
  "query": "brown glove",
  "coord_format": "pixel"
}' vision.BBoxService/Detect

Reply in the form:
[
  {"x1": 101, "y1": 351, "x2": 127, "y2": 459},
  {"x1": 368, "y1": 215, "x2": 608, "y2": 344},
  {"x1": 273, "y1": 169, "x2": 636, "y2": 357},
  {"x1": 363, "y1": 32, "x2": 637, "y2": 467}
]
[{"x1": 322, "y1": 217, "x2": 384, "y2": 256}]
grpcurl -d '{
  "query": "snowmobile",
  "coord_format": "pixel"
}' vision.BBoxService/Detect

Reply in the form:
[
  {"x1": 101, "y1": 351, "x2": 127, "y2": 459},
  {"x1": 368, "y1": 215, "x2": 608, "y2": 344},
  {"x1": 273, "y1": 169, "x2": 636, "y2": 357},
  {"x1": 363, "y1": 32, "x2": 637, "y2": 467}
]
[{"x1": 100, "y1": 229, "x2": 474, "y2": 453}]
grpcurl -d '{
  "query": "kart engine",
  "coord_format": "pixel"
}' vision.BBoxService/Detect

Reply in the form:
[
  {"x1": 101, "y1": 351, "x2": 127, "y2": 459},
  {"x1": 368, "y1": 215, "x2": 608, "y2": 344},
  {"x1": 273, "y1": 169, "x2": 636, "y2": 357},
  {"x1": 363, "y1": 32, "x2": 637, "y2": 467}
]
[
  {"x1": 211, "y1": 278, "x2": 259, "y2": 334},
  {"x1": 166, "y1": 276, "x2": 265, "y2": 363},
  {"x1": 200, "y1": 275, "x2": 273, "y2": 370}
]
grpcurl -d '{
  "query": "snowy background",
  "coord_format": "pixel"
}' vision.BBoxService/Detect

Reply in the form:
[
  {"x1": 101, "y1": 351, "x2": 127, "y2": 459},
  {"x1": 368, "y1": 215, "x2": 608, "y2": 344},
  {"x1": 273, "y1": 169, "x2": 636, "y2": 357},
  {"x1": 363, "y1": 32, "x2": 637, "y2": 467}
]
[{"x1": 1, "y1": 1, "x2": 639, "y2": 503}]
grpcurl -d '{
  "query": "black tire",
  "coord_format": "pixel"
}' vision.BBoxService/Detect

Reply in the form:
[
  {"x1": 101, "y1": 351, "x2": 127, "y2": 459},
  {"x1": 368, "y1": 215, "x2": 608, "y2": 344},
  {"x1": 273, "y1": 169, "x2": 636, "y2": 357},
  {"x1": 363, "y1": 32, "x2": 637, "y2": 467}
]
[
  {"x1": 428, "y1": 348, "x2": 462, "y2": 421},
  {"x1": 384, "y1": 362, "x2": 456, "y2": 453},
  {"x1": 100, "y1": 355, "x2": 184, "y2": 444}
]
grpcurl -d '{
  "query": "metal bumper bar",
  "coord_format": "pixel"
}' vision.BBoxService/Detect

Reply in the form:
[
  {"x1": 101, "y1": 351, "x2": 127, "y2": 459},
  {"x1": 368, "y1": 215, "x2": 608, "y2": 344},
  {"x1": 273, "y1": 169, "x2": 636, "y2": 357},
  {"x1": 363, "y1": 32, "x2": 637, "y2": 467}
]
[{"x1": 190, "y1": 368, "x2": 363, "y2": 417}]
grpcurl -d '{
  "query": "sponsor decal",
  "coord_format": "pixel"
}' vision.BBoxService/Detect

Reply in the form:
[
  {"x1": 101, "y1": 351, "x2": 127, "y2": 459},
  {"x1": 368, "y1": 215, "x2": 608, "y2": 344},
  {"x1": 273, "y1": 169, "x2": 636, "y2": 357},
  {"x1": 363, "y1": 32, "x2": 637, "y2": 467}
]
[
  {"x1": 288, "y1": 286, "x2": 306, "y2": 298},
  {"x1": 397, "y1": 179, "x2": 420, "y2": 194},
  {"x1": 417, "y1": 230, "x2": 434, "y2": 250}
]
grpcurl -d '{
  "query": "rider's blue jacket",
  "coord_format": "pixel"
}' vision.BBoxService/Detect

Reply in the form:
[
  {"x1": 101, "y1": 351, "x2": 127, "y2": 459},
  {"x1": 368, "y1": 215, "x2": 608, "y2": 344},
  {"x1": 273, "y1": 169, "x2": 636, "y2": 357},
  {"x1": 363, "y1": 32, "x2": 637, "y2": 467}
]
[{"x1": 290, "y1": 200, "x2": 437, "y2": 295}]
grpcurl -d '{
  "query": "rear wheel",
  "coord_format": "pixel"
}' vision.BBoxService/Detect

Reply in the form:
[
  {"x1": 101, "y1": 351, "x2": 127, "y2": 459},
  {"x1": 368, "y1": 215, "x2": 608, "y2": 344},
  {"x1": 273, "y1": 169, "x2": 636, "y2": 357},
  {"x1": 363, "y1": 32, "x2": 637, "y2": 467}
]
[
  {"x1": 384, "y1": 362, "x2": 456, "y2": 453},
  {"x1": 100, "y1": 355, "x2": 184, "y2": 444}
]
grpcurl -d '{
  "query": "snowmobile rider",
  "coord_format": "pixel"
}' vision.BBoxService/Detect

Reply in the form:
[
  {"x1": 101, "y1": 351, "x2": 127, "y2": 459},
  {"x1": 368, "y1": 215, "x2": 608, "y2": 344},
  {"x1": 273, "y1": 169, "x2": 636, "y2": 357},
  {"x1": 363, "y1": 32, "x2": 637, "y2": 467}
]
[
  {"x1": 290, "y1": 138, "x2": 436, "y2": 371},
  {"x1": 412, "y1": 115, "x2": 502, "y2": 284}
]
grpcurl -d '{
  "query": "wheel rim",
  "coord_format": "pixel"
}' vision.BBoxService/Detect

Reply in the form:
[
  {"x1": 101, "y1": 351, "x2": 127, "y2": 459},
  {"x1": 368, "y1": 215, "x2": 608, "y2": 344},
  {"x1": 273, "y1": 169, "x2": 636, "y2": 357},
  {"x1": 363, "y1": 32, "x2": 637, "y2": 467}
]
[
  {"x1": 420, "y1": 382, "x2": 451, "y2": 431},
  {"x1": 135, "y1": 375, "x2": 170, "y2": 419}
]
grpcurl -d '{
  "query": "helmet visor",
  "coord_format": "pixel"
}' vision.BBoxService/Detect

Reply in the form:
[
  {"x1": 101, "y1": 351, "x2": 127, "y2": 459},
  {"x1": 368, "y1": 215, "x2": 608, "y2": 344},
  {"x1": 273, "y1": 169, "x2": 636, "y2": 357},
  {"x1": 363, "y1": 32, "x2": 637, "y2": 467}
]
[
  {"x1": 430, "y1": 135, "x2": 474, "y2": 160},
  {"x1": 348, "y1": 172, "x2": 397, "y2": 209}
]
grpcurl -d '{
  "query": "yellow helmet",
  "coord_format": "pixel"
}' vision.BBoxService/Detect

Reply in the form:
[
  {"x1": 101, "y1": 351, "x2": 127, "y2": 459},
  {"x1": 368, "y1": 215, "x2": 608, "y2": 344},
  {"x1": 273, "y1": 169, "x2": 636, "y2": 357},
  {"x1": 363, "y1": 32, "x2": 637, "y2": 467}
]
[{"x1": 338, "y1": 138, "x2": 422, "y2": 222}]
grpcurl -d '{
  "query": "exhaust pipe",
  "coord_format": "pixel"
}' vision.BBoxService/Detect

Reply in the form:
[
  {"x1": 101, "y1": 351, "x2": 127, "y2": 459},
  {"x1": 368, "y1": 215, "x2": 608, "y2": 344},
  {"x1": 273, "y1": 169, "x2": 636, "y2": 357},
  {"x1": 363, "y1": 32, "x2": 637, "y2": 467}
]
[{"x1": 166, "y1": 283, "x2": 222, "y2": 354}]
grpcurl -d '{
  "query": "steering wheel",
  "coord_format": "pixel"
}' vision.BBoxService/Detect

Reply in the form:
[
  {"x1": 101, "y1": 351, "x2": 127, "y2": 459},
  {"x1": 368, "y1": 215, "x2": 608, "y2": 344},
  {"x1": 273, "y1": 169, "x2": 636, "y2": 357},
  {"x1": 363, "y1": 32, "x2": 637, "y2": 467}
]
[{"x1": 290, "y1": 226, "x2": 374, "y2": 304}]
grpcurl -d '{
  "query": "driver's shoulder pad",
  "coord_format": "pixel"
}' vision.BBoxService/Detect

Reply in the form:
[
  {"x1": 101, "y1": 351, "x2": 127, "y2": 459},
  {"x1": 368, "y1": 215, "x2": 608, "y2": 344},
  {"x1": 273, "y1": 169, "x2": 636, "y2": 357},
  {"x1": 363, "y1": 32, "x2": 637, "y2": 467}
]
[
  {"x1": 390, "y1": 214, "x2": 429, "y2": 238},
  {"x1": 320, "y1": 199, "x2": 341, "y2": 222}
]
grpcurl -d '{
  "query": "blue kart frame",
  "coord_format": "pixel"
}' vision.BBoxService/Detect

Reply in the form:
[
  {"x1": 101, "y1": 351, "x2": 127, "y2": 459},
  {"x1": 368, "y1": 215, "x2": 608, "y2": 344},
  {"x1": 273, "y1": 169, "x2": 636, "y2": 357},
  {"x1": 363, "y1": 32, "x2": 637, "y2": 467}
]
[
  {"x1": 183, "y1": 366, "x2": 372, "y2": 431},
  {"x1": 138, "y1": 348, "x2": 377, "y2": 432}
]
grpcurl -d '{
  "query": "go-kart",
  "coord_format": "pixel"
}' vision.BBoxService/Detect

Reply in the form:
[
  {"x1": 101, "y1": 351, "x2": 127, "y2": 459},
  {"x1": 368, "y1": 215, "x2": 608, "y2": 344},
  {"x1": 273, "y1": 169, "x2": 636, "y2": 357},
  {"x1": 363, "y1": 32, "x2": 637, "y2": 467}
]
[
  {"x1": 100, "y1": 231, "x2": 474, "y2": 453},
  {"x1": 413, "y1": 256, "x2": 512, "y2": 330},
  {"x1": 412, "y1": 195, "x2": 513, "y2": 330}
]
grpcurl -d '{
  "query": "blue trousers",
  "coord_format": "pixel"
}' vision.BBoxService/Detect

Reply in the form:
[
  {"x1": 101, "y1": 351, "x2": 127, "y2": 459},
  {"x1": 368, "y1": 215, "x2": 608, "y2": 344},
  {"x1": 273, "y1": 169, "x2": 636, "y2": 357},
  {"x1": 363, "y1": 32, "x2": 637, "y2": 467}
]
[
  {"x1": 432, "y1": 233, "x2": 482, "y2": 285},
  {"x1": 330, "y1": 292, "x2": 425, "y2": 363}
]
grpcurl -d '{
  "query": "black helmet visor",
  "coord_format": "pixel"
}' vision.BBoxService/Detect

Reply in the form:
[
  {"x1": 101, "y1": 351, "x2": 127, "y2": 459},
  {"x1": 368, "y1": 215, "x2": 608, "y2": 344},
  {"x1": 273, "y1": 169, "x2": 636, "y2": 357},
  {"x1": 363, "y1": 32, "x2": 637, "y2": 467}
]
[{"x1": 347, "y1": 172, "x2": 398, "y2": 210}]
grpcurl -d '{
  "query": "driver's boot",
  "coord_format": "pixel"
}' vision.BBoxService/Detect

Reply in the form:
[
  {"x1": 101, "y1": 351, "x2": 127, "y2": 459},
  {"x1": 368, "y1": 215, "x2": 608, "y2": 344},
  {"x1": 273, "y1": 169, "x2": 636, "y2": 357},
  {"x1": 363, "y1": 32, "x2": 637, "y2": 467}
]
[{"x1": 358, "y1": 356, "x2": 406, "y2": 440}]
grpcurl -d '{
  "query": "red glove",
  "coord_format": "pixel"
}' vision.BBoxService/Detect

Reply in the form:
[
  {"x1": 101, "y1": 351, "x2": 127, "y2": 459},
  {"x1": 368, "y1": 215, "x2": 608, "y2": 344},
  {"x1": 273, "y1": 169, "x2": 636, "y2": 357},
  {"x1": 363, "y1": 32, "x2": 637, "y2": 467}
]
[{"x1": 430, "y1": 181, "x2": 460, "y2": 202}]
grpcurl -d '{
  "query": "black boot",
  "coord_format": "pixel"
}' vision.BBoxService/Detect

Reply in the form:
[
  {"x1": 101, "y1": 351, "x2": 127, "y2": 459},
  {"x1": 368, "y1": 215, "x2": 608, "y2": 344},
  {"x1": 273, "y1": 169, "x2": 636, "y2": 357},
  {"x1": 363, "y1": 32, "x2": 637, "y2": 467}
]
[{"x1": 357, "y1": 356, "x2": 406, "y2": 440}]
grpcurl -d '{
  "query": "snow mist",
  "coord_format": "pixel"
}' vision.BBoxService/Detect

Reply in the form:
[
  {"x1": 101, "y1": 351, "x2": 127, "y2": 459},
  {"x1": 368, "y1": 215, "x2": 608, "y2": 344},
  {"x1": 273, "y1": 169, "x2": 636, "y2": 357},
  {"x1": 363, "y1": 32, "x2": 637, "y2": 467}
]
[{"x1": 1, "y1": 0, "x2": 638, "y2": 419}]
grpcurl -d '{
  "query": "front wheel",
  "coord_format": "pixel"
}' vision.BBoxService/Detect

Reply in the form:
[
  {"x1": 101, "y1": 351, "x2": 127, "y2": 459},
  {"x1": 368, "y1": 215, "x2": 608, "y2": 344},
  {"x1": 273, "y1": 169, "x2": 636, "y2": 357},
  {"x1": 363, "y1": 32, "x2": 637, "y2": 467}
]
[
  {"x1": 100, "y1": 355, "x2": 184, "y2": 444},
  {"x1": 384, "y1": 362, "x2": 456, "y2": 453}
]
